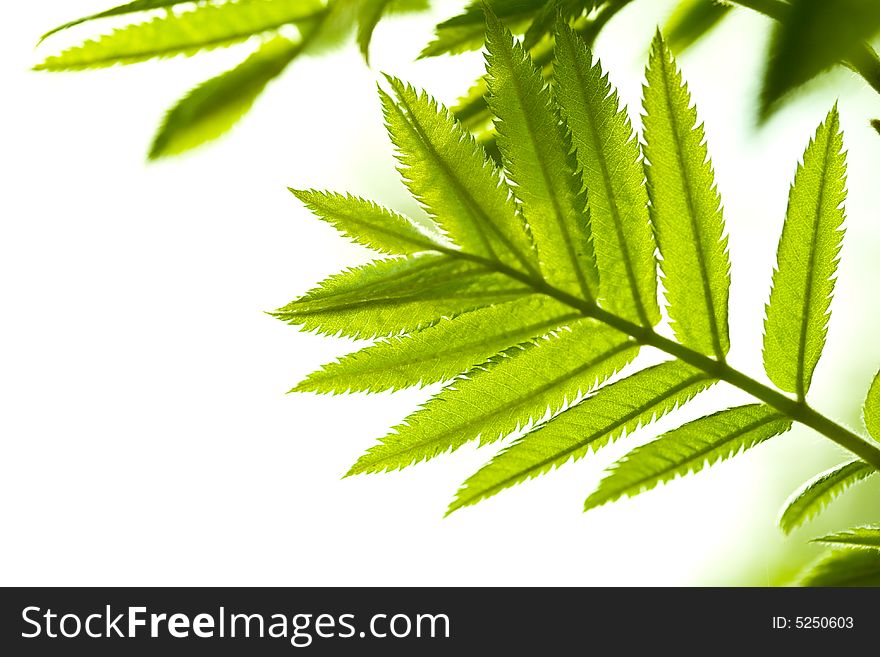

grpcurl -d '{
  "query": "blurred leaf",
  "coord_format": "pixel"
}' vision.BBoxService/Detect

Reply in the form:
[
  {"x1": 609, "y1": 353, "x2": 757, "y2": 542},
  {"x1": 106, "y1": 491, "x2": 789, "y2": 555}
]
[
  {"x1": 864, "y1": 369, "x2": 880, "y2": 439},
  {"x1": 357, "y1": 0, "x2": 393, "y2": 63},
  {"x1": 665, "y1": 0, "x2": 731, "y2": 53},
  {"x1": 40, "y1": 0, "x2": 198, "y2": 43},
  {"x1": 778, "y1": 459, "x2": 877, "y2": 534},
  {"x1": 35, "y1": 0, "x2": 326, "y2": 70},
  {"x1": 420, "y1": 0, "x2": 548, "y2": 57},
  {"x1": 800, "y1": 549, "x2": 880, "y2": 586},
  {"x1": 149, "y1": 35, "x2": 307, "y2": 158},
  {"x1": 814, "y1": 526, "x2": 880, "y2": 550},
  {"x1": 761, "y1": 0, "x2": 880, "y2": 119}
]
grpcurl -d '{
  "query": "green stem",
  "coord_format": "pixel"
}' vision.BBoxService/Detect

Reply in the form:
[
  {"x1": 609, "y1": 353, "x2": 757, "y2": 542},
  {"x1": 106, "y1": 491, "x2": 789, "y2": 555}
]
[{"x1": 442, "y1": 246, "x2": 880, "y2": 472}]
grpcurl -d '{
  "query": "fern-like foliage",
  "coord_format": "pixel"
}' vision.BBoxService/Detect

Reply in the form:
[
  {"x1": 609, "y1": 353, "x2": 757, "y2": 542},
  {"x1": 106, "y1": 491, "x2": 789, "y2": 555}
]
[
  {"x1": 35, "y1": 0, "x2": 880, "y2": 158},
  {"x1": 279, "y1": 15, "x2": 880, "y2": 586}
]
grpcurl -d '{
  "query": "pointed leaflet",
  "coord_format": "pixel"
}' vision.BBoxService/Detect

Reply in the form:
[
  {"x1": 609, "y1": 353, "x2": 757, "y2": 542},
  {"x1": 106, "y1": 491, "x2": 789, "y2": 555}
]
[
  {"x1": 450, "y1": 361, "x2": 714, "y2": 513},
  {"x1": 290, "y1": 190, "x2": 444, "y2": 256},
  {"x1": 381, "y1": 78, "x2": 538, "y2": 273},
  {"x1": 800, "y1": 549, "x2": 880, "y2": 587},
  {"x1": 814, "y1": 526, "x2": 880, "y2": 550},
  {"x1": 864, "y1": 370, "x2": 880, "y2": 440},
  {"x1": 585, "y1": 404, "x2": 791, "y2": 510},
  {"x1": 348, "y1": 321, "x2": 639, "y2": 474},
  {"x1": 40, "y1": 0, "x2": 196, "y2": 43},
  {"x1": 643, "y1": 34, "x2": 730, "y2": 358},
  {"x1": 296, "y1": 296, "x2": 579, "y2": 394},
  {"x1": 273, "y1": 254, "x2": 534, "y2": 339},
  {"x1": 357, "y1": 0, "x2": 393, "y2": 63},
  {"x1": 484, "y1": 13, "x2": 598, "y2": 300},
  {"x1": 778, "y1": 459, "x2": 876, "y2": 534},
  {"x1": 149, "y1": 36, "x2": 304, "y2": 159},
  {"x1": 554, "y1": 22, "x2": 659, "y2": 326},
  {"x1": 763, "y1": 107, "x2": 846, "y2": 398},
  {"x1": 36, "y1": 0, "x2": 326, "y2": 70}
]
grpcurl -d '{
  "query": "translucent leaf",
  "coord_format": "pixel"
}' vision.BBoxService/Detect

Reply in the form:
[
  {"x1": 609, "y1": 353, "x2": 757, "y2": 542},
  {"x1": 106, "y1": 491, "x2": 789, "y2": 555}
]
[
  {"x1": 296, "y1": 296, "x2": 579, "y2": 393},
  {"x1": 348, "y1": 321, "x2": 639, "y2": 474},
  {"x1": 40, "y1": 0, "x2": 197, "y2": 43},
  {"x1": 485, "y1": 13, "x2": 598, "y2": 300},
  {"x1": 554, "y1": 22, "x2": 660, "y2": 326},
  {"x1": 381, "y1": 77, "x2": 539, "y2": 274},
  {"x1": 36, "y1": 0, "x2": 326, "y2": 70},
  {"x1": 864, "y1": 370, "x2": 880, "y2": 440},
  {"x1": 585, "y1": 404, "x2": 791, "y2": 510},
  {"x1": 763, "y1": 106, "x2": 846, "y2": 399},
  {"x1": 778, "y1": 459, "x2": 877, "y2": 534},
  {"x1": 450, "y1": 361, "x2": 714, "y2": 512},
  {"x1": 642, "y1": 33, "x2": 730, "y2": 358},
  {"x1": 149, "y1": 35, "x2": 304, "y2": 159},
  {"x1": 289, "y1": 189, "x2": 445, "y2": 255},
  {"x1": 273, "y1": 254, "x2": 534, "y2": 339}
]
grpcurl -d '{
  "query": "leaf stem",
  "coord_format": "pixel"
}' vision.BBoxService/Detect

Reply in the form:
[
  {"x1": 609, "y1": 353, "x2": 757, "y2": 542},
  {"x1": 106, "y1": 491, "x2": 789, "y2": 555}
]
[{"x1": 444, "y1": 247, "x2": 880, "y2": 471}]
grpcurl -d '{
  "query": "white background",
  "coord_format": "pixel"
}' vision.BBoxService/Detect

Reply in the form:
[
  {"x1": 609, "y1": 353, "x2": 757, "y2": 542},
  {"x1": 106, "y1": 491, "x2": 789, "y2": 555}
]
[{"x1": 2, "y1": 1, "x2": 880, "y2": 586}]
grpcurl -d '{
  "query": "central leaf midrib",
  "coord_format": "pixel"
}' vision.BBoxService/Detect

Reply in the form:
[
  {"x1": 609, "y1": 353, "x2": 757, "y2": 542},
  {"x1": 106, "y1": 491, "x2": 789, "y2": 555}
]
[
  {"x1": 599, "y1": 412, "x2": 785, "y2": 501},
  {"x1": 372, "y1": 340, "x2": 637, "y2": 466},
  {"x1": 494, "y1": 40, "x2": 593, "y2": 301},
  {"x1": 795, "y1": 124, "x2": 836, "y2": 400},
  {"x1": 459, "y1": 374, "x2": 711, "y2": 506},
  {"x1": 655, "y1": 52, "x2": 725, "y2": 360},
  {"x1": 391, "y1": 85, "x2": 539, "y2": 276},
  {"x1": 318, "y1": 313, "x2": 581, "y2": 382},
  {"x1": 566, "y1": 48, "x2": 652, "y2": 326}
]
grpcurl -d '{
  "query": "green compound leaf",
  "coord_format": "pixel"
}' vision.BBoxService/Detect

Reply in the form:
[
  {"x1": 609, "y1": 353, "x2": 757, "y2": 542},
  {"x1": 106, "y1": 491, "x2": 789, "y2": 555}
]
[
  {"x1": 36, "y1": 0, "x2": 326, "y2": 70},
  {"x1": 289, "y1": 189, "x2": 444, "y2": 256},
  {"x1": 295, "y1": 296, "x2": 579, "y2": 394},
  {"x1": 643, "y1": 33, "x2": 730, "y2": 359},
  {"x1": 778, "y1": 459, "x2": 877, "y2": 534},
  {"x1": 449, "y1": 360, "x2": 714, "y2": 513},
  {"x1": 484, "y1": 12, "x2": 598, "y2": 300},
  {"x1": 149, "y1": 35, "x2": 305, "y2": 159},
  {"x1": 763, "y1": 106, "x2": 847, "y2": 399},
  {"x1": 800, "y1": 549, "x2": 880, "y2": 587},
  {"x1": 585, "y1": 404, "x2": 792, "y2": 510},
  {"x1": 348, "y1": 321, "x2": 639, "y2": 474},
  {"x1": 554, "y1": 21, "x2": 659, "y2": 326},
  {"x1": 381, "y1": 77, "x2": 539, "y2": 274},
  {"x1": 813, "y1": 525, "x2": 880, "y2": 550},
  {"x1": 273, "y1": 254, "x2": 534, "y2": 339}
]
